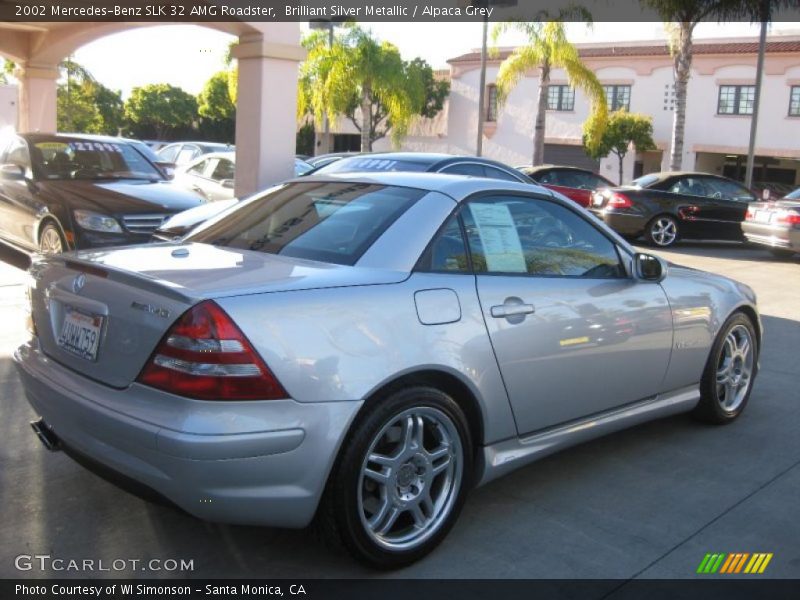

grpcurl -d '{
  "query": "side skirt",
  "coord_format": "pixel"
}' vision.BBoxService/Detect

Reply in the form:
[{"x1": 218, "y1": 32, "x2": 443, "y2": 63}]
[{"x1": 476, "y1": 385, "x2": 700, "y2": 487}]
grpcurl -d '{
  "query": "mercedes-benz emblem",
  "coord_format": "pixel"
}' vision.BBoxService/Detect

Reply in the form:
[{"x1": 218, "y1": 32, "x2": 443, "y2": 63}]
[{"x1": 72, "y1": 273, "x2": 86, "y2": 294}]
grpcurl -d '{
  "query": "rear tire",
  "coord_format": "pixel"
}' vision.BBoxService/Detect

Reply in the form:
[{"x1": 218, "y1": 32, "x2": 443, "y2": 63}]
[
  {"x1": 693, "y1": 312, "x2": 758, "y2": 424},
  {"x1": 646, "y1": 214, "x2": 679, "y2": 247},
  {"x1": 318, "y1": 386, "x2": 473, "y2": 569}
]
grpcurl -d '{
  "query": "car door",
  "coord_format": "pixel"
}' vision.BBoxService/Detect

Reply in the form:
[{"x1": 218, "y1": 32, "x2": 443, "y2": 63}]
[
  {"x1": 206, "y1": 157, "x2": 236, "y2": 201},
  {"x1": 662, "y1": 175, "x2": 723, "y2": 238},
  {"x1": 701, "y1": 177, "x2": 756, "y2": 239},
  {"x1": 0, "y1": 136, "x2": 38, "y2": 247},
  {"x1": 181, "y1": 158, "x2": 210, "y2": 200},
  {"x1": 463, "y1": 193, "x2": 674, "y2": 434}
]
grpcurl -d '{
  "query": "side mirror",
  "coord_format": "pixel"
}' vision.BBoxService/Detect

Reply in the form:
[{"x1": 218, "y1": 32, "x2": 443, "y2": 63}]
[
  {"x1": 220, "y1": 179, "x2": 235, "y2": 190},
  {"x1": 0, "y1": 163, "x2": 25, "y2": 181},
  {"x1": 634, "y1": 253, "x2": 667, "y2": 282}
]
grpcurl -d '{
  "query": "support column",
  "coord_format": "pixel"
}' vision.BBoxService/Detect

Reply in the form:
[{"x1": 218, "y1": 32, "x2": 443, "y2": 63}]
[
  {"x1": 14, "y1": 64, "x2": 58, "y2": 133},
  {"x1": 232, "y1": 27, "x2": 306, "y2": 197}
]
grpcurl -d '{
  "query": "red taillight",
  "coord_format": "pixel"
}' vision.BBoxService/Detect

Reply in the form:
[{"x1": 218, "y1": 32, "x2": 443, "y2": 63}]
[
  {"x1": 607, "y1": 193, "x2": 633, "y2": 209},
  {"x1": 137, "y1": 300, "x2": 288, "y2": 401},
  {"x1": 777, "y1": 211, "x2": 800, "y2": 225},
  {"x1": 745, "y1": 208, "x2": 756, "y2": 221},
  {"x1": 679, "y1": 205, "x2": 700, "y2": 220}
]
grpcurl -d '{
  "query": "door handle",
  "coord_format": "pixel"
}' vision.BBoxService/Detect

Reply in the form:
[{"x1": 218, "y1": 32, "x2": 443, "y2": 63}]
[{"x1": 490, "y1": 303, "x2": 535, "y2": 318}]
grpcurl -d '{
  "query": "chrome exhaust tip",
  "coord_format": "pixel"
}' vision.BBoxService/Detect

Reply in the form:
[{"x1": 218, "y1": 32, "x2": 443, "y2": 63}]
[{"x1": 30, "y1": 418, "x2": 61, "y2": 452}]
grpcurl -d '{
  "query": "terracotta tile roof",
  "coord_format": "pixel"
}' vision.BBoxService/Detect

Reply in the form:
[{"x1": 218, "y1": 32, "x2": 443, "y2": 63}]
[{"x1": 447, "y1": 40, "x2": 800, "y2": 63}]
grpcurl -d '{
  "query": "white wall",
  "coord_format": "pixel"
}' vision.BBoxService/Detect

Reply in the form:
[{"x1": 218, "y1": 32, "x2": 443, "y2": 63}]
[{"x1": 0, "y1": 84, "x2": 18, "y2": 131}]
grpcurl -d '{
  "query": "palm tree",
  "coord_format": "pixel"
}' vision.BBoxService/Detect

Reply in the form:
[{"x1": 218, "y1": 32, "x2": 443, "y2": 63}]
[
  {"x1": 299, "y1": 27, "x2": 424, "y2": 152},
  {"x1": 642, "y1": 1, "x2": 754, "y2": 170},
  {"x1": 492, "y1": 14, "x2": 608, "y2": 166}
]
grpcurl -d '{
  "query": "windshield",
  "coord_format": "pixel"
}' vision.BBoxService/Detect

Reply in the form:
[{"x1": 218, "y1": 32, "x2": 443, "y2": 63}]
[
  {"x1": 30, "y1": 137, "x2": 163, "y2": 181},
  {"x1": 315, "y1": 156, "x2": 431, "y2": 175},
  {"x1": 187, "y1": 182, "x2": 424, "y2": 266}
]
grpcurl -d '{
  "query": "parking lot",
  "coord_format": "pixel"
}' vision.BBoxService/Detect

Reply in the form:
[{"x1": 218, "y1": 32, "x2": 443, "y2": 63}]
[{"x1": 0, "y1": 241, "x2": 797, "y2": 580}]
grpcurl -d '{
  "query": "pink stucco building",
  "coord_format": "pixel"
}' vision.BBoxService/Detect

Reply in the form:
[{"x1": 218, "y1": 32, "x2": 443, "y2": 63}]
[{"x1": 365, "y1": 35, "x2": 800, "y2": 191}]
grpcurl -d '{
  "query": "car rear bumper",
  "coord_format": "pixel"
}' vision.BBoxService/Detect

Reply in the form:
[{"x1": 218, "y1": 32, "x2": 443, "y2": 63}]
[
  {"x1": 589, "y1": 209, "x2": 647, "y2": 236},
  {"x1": 13, "y1": 340, "x2": 362, "y2": 528},
  {"x1": 742, "y1": 221, "x2": 800, "y2": 252}
]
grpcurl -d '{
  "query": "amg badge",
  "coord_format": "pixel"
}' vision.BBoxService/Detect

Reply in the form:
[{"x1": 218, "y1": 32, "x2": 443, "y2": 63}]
[{"x1": 131, "y1": 301, "x2": 170, "y2": 319}]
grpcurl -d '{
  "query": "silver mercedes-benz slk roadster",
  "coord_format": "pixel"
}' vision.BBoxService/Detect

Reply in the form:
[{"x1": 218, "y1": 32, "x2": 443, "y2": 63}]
[{"x1": 15, "y1": 172, "x2": 761, "y2": 568}]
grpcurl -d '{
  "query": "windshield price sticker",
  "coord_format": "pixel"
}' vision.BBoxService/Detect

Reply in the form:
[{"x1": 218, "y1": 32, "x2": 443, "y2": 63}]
[{"x1": 468, "y1": 203, "x2": 527, "y2": 273}]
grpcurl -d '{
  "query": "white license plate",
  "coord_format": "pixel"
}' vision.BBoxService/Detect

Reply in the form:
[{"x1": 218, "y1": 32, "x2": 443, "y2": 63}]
[
  {"x1": 592, "y1": 194, "x2": 604, "y2": 207},
  {"x1": 753, "y1": 211, "x2": 773, "y2": 224},
  {"x1": 57, "y1": 308, "x2": 103, "y2": 361}
]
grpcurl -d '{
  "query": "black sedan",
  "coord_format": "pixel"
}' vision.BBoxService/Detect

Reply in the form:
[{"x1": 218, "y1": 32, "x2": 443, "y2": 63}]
[
  {"x1": 0, "y1": 133, "x2": 203, "y2": 254},
  {"x1": 742, "y1": 187, "x2": 800, "y2": 257},
  {"x1": 312, "y1": 152, "x2": 535, "y2": 184},
  {"x1": 590, "y1": 172, "x2": 757, "y2": 247}
]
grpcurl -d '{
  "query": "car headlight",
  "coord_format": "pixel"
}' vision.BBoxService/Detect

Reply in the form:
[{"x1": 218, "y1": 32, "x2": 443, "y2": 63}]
[{"x1": 73, "y1": 210, "x2": 122, "y2": 233}]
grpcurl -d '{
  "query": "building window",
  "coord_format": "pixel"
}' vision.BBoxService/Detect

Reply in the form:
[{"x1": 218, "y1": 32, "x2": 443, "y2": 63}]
[
  {"x1": 547, "y1": 85, "x2": 575, "y2": 111},
  {"x1": 718, "y1": 85, "x2": 755, "y2": 115},
  {"x1": 486, "y1": 84, "x2": 498, "y2": 122},
  {"x1": 603, "y1": 85, "x2": 631, "y2": 111},
  {"x1": 790, "y1": 86, "x2": 800, "y2": 117}
]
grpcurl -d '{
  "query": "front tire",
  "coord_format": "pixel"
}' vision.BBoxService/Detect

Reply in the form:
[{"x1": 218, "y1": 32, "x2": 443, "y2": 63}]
[
  {"x1": 646, "y1": 214, "x2": 679, "y2": 247},
  {"x1": 693, "y1": 313, "x2": 758, "y2": 424},
  {"x1": 39, "y1": 222, "x2": 66, "y2": 255},
  {"x1": 319, "y1": 386, "x2": 473, "y2": 568}
]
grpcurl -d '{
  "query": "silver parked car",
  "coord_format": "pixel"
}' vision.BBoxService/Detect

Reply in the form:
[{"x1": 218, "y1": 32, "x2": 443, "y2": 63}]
[{"x1": 15, "y1": 173, "x2": 761, "y2": 568}]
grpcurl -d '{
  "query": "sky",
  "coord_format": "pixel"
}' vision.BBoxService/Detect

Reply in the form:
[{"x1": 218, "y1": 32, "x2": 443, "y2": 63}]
[{"x1": 69, "y1": 21, "x2": 800, "y2": 98}]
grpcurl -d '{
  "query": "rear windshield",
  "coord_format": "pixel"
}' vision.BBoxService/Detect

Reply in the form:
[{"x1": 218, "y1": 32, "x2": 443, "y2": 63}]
[
  {"x1": 784, "y1": 188, "x2": 800, "y2": 200},
  {"x1": 187, "y1": 182, "x2": 424, "y2": 265},
  {"x1": 315, "y1": 156, "x2": 431, "y2": 174}
]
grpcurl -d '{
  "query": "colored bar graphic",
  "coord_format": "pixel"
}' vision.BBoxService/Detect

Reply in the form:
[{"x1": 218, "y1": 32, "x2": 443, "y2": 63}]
[
  {"x1": 759, "y1": 553, "x2": 773, "y2": 573},
  {"x1": 699, "y1": 552, "x2": 774, "y2": 575},
  {"x1": 697, "y1": 554, "x2": 712, "y2": 574},
  {"x1": 719, "y1": 554, "x2": 735, "y2": 573}
]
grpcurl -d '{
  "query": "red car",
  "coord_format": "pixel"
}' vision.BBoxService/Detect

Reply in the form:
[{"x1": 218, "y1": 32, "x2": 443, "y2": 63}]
[{"x1": 519, "y1": 165, "x2": 614, "y2": 208}]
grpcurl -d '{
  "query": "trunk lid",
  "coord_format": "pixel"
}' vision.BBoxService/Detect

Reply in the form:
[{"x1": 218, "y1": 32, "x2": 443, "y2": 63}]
[{"x1": 30, "y1": 242, "x2": 408, "y2": 388}]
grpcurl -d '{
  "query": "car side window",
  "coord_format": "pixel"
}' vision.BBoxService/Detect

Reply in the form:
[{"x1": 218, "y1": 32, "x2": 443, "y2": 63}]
[
  {"x1": 574, "y1": 172, "x2": 607, "y2": 190},
  {"x1": 483, "y1": 165, "x2": 523, "y2": 183},
  {"x1": 175, "y1": 146, "x2": 198, "y2": 165},
  {"x1": 159, "y1": 145, "x2": 179, "y2": 162},
  {"x1": 703, "y1": 178, "x2": 756, "y2": 202},
  {"x1": 187, "y1": 159, "x2": 207, "y2": 176},
  {"x1": 669, "y1": 177, "x2": 708, "y2": 197},
  {"x1": 417, "y1": 215, "x2": 470, "y2": 273},
  {"x1": 211, "y1": 158, "x2": 235, "y2": 181},
  {"x1": 464, "y1": 195, "x2": 625, "y2": 278},
  {"x1": 439, "y1": 163, "x2": 485, "y2": 177}
]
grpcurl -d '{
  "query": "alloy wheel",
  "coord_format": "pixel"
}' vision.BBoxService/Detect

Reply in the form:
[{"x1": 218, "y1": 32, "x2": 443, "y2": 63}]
[
  {"x1": 650, "y1": 217, "x2": 678, "y2": 246},
  {"x1": 357, "y1": 406, "x2": 463, "y2": 552},
  {"x1": 39, "y1": 226, "x2": 64, "y2": 254},
  {"x1": 716, "y1": 324, "x2": 754, "y2": 412}
]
